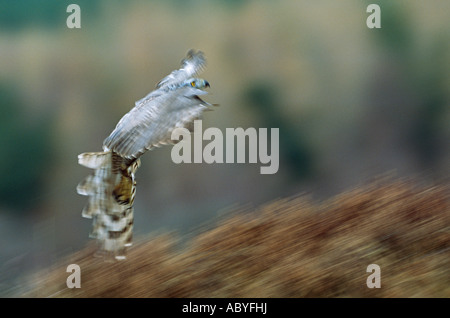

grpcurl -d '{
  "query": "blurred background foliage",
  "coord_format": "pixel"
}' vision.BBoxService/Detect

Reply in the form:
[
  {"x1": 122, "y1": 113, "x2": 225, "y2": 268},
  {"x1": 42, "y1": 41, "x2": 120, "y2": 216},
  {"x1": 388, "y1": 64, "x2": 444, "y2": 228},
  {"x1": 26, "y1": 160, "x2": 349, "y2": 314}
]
[
  {"x1": 0, "y1": 83, "x2": 54, "y2": 210},
  {"x1": 0, "y1": 0, "x2": 449, "y2": 295}
]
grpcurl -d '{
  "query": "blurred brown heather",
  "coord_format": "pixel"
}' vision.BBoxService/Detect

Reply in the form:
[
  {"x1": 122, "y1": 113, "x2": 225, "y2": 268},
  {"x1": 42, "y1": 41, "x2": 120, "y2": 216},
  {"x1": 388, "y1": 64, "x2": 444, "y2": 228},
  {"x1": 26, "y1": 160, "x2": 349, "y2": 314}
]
[{"x1": 26, "y1": 179, "x2": 449, "y2": 297}]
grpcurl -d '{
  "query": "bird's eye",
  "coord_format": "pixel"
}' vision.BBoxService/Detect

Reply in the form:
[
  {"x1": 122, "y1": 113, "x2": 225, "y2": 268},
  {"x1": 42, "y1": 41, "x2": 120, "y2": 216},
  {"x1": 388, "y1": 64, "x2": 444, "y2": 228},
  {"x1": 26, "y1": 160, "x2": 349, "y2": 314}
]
[{"x1": 191, "y1": 81, "x2": 196, "y2": 87}]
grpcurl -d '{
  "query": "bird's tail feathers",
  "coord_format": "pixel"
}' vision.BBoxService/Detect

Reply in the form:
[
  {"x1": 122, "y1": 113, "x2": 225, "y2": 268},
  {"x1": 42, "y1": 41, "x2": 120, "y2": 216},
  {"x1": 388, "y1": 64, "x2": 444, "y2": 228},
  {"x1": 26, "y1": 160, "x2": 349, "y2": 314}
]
[{"x1": 77, "y1": 151, "x2": 139, "y2": 260}]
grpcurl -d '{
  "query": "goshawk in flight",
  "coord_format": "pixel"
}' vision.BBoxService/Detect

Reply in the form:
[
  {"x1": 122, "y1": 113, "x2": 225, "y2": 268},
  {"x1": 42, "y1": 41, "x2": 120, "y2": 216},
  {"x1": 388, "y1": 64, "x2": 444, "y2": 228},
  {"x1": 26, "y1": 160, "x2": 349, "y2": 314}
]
[{"x1": 77, "y1": 50, "x2": 215, "y2": 260}]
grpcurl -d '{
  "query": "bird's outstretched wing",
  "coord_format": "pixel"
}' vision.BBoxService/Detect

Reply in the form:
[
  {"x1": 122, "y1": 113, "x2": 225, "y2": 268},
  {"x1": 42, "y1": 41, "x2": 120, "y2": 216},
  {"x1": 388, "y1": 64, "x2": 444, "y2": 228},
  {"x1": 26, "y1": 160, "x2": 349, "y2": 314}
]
[
  {"x1": 103, "y1": 50, "x2": 214, "y2": 159},
  {"x1": 103, "y1": 87, "x2": 212, "y2": 158}
]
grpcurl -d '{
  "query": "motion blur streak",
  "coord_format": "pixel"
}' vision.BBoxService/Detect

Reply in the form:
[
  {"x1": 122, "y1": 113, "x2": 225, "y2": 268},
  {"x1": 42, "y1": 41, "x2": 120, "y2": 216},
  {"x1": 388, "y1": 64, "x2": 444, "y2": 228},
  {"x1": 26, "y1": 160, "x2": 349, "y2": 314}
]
[{"x1": 25, "y1": 179, "x2": 449, "y2": 297}]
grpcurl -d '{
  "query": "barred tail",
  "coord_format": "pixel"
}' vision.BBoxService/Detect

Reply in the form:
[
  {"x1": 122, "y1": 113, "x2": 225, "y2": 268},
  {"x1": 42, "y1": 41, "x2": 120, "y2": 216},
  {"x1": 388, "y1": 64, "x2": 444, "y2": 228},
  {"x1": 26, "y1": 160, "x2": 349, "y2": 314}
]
[{"x1": 77, "y1": 151, "x2": 140, "y2": 260}]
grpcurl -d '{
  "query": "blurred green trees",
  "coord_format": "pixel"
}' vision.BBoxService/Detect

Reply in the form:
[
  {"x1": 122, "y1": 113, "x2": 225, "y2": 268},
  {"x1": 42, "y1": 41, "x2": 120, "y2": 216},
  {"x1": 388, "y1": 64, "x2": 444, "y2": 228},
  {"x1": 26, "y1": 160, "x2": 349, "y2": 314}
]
[
  {"x1": 244, "y1": 82, "x2": 315, "y2": 180},
  {"x1": 0, "y1": 83, "x2": 54, "y2": 212},
  {"x1": 365, "y1": 0, "x2": 449, "y2": 173}
]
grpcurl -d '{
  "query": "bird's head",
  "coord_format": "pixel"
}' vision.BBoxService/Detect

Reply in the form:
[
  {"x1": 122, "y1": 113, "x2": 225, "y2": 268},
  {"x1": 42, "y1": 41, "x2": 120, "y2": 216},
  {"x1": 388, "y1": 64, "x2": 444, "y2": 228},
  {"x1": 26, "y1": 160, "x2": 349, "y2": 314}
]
[{"x1": 186, "y1": 78, "x2": 210, "y2": 89}]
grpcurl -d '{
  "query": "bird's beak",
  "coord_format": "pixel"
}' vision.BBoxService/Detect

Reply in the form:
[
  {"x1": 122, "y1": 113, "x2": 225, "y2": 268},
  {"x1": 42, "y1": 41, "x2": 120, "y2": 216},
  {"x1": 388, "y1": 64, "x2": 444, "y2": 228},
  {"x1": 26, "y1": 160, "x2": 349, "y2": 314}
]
[{"x1": 205, "y1": 80, "x2": 210, "y2": 88}]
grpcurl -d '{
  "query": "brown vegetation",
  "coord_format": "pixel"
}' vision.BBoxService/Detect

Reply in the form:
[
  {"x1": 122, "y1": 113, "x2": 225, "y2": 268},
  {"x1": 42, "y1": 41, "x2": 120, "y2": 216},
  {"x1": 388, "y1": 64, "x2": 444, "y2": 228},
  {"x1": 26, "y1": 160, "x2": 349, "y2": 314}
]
[{"x1": 26, "y1": 179, "x2": 449, "y2": 297}]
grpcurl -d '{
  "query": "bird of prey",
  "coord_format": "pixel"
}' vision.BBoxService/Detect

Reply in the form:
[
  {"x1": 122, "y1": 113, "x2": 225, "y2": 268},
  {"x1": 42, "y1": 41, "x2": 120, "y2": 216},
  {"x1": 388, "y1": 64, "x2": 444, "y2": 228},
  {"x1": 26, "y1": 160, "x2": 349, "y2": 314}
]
[{"x1": 77, "y1": 50, "x2": 215, "y2": 260}]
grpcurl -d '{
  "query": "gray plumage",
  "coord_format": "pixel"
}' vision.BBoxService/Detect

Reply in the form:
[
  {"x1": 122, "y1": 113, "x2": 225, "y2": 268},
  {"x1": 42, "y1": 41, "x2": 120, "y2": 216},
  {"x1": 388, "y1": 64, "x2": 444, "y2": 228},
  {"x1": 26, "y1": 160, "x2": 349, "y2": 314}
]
[
  {"x1": 103, "y1": 49, "x2": 213, "y2": 159},
  {"x1": 77, "y1": 50, "x2": 215, "y2": 259}
]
